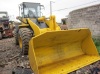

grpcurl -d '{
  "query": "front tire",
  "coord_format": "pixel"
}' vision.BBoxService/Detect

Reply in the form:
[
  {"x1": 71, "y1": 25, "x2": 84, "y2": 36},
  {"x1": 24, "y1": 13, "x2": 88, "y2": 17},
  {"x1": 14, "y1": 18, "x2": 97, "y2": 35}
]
[
  {"x1": 18, "y1": 28, "x2": 32, "y2": 55},
  {"x1": 0, "y1": 32, "x2": 2, "y2": 40}
]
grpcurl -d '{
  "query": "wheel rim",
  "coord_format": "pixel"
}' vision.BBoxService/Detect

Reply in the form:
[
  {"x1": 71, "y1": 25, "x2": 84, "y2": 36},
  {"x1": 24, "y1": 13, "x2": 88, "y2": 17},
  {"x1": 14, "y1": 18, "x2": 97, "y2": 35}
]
[{"x1": 19, "y1": 36, "x2": 22, "y2": 49}]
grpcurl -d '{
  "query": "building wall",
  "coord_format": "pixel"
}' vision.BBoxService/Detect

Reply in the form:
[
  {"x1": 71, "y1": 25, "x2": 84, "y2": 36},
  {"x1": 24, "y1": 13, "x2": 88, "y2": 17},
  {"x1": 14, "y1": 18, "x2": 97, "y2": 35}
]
[{"x1": 67, "y1": 4, "x2": 100, "y2": 38}]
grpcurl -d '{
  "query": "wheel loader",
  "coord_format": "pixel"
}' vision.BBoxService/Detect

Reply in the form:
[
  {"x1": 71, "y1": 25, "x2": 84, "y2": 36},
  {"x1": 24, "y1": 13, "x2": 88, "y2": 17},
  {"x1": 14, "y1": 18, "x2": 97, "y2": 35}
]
[
  {"x1": 14, "y1": 2, "x2": 100, "y2": 74},
  {"x1": 0, "y1": 12, "x2": 13, "y2": 39}
]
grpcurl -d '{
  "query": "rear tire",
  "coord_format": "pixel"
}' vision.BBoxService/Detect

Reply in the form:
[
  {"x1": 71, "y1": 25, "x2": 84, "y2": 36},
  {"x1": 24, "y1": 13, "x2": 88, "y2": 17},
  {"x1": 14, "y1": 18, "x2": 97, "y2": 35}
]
[
  {"x1": 0, "y1": 32, "x2": 2, "y2": 40},
  {"x1": 19, "y1": 28, "x2": 32, "y2": 55},
  {"x1": 14, "y1": 29, "x2": 19, "y2": 45}
]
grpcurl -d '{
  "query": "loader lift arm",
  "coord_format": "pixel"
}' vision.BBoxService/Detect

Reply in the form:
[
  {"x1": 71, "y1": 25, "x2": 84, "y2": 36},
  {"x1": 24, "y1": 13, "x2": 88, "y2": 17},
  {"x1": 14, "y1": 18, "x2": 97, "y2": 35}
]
[{"x1": 15, "y1": 2, "x2": 61, "y2": 55}]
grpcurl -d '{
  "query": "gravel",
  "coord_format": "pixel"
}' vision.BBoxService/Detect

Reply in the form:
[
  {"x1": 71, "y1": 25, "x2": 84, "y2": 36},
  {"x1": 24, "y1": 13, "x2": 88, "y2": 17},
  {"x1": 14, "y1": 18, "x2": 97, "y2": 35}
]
[
  {"x1": 69, "y1": 61, "x2": 100, "y2": 74},
  {"x1": 0, "y1": 38, "x2": 20, "y2": 74}
]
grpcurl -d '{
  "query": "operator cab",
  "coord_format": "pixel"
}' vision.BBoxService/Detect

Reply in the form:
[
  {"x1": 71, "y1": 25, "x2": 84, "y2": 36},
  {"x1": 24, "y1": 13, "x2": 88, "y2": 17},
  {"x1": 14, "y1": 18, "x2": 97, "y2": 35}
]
[
  {"x1": 19, "y1": 2, "x2": 48, "y2": 28},
  {"x1": 0, "y1": 12, "x2": 9, "y2": 30},
  {"x1": 19, "y1": 2, "x2": 41, "y2": 18}
]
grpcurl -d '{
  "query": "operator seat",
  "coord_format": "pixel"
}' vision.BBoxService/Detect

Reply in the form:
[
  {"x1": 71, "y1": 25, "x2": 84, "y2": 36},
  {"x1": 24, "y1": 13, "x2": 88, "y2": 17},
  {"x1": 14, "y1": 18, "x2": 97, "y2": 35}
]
[{"x1": 28, "y1": 10, "x2": 35, "y2": 18}]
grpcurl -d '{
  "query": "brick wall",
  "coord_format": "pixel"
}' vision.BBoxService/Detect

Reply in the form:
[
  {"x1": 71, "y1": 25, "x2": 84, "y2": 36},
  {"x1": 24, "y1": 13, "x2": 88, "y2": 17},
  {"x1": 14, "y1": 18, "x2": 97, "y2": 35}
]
[{"x1": 67, "y1": 4, "x2": 100, "y2": 38}]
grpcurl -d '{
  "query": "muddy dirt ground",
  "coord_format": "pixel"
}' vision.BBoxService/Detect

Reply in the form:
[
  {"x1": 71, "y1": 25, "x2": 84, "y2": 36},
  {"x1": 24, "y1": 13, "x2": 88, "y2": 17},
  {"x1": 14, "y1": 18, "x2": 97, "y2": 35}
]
[
  {"x1": 0, "y1": 37, "x2": 100, "y2": 74},
  {"x1": 0, "y1": 38, "x2": 21, "y2": 74}
]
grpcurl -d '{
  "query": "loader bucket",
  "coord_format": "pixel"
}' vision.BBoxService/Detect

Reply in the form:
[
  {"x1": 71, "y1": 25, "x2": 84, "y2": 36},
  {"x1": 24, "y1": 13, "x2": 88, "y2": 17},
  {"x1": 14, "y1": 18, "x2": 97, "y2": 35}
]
[{"x1": 29, "y1": 28, "x2": 100, "y2": 74}]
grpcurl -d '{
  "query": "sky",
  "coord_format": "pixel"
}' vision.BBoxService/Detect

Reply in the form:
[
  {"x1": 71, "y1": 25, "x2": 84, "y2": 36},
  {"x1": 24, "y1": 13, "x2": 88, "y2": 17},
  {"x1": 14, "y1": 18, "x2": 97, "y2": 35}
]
[{"x1": 0, "y1": 0, "x2": 100, "y2": 22}]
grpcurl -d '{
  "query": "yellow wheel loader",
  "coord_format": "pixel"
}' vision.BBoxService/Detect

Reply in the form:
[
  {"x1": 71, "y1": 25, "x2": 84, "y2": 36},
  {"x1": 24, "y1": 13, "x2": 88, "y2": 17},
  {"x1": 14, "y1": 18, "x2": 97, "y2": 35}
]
[{"x1": 14, "y1": 2, "x2": 100, "y2": 74}]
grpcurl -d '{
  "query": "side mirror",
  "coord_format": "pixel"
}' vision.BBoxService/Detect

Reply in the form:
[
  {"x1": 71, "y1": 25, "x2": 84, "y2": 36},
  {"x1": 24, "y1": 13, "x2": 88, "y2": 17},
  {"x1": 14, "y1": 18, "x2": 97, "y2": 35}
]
[{"x1": 40, "y1": 5, "x2": 45, "y2": 10}]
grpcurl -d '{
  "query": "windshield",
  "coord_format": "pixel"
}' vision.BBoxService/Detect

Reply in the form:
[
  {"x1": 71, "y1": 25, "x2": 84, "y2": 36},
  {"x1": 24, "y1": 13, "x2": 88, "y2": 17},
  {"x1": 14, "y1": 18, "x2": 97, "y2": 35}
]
[
  {"x1": 0, "y1": 13, "x2": 7, "y2": 18},
  {"x1": 24, "y1": 5, "x2": 41, "y2": 18}
]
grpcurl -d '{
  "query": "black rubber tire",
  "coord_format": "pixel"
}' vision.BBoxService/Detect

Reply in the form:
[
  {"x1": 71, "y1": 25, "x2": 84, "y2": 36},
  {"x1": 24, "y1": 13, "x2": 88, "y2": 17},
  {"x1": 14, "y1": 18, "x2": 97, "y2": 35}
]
[
  {"x1": 14, "y1": 29, "x2": 19, "y2": 45},
  {"x1": 19, "y1": 28, "x2": 32, "y2": 55},
  {"x1": 12, "y1": 67, "x2": 33, "y2": 74},
  {"x1": 0, "y1": 32, "x2": 2, "y2": 40}
]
